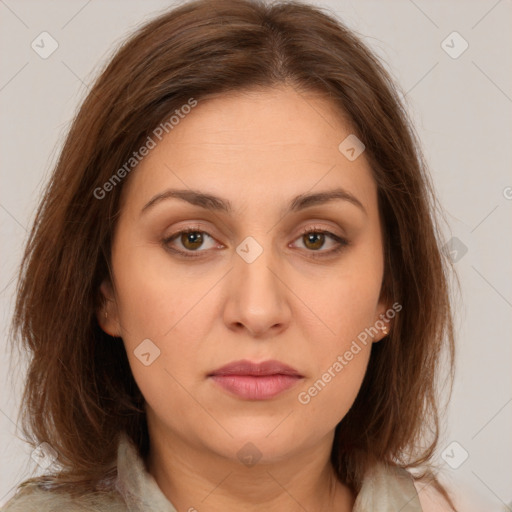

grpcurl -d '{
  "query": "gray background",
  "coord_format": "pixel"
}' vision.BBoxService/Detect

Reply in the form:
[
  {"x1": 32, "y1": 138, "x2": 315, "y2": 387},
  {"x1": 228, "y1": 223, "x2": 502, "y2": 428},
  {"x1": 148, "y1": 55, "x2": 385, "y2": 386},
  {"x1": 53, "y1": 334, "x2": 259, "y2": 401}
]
[{"x1": 1, "y1": 0, "x2": 511, "y2": 509}]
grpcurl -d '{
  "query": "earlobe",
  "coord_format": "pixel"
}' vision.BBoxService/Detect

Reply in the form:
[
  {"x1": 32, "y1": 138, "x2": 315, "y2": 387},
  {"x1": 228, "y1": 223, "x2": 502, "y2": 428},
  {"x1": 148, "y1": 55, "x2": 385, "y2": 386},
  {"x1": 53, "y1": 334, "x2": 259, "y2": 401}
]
[
  {"x1": 97, "y1": 280, "x2": 121, "y2": 337},
  {"x1": 379, "y1": 322, "x2": 390, "y2": 340},
  {"x1": 373, "y1": 301, "x2": 392, "y2": 343}
]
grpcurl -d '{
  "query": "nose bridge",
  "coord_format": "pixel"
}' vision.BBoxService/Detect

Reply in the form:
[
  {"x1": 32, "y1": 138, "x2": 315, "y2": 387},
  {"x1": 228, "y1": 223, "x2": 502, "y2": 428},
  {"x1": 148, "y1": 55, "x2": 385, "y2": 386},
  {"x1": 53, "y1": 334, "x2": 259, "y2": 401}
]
[{"x1": 234, "y1": 234, "x2": 279, "y2": 293}]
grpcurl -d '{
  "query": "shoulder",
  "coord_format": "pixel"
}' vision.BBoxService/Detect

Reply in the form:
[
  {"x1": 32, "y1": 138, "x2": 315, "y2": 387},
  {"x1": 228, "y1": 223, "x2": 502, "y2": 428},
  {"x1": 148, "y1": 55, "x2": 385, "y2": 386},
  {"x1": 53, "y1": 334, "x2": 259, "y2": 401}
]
[
  {"x1": 1, "y1": 481, "x2": 127, "y2": 512},
  {"x1": 355, "y1": 462, "x2": 424, "y2": 511},
  {"x1": 414, "y1": 479, "x2": 455, "y2": 512}
]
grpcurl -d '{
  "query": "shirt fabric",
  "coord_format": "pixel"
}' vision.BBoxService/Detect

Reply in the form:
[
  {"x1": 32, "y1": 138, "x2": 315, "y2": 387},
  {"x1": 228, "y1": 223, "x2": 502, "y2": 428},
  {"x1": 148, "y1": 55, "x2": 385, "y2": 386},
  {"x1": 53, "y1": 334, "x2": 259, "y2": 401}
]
[{"x1": 1, "y1": 432, "x2": 423, "y2": 511}]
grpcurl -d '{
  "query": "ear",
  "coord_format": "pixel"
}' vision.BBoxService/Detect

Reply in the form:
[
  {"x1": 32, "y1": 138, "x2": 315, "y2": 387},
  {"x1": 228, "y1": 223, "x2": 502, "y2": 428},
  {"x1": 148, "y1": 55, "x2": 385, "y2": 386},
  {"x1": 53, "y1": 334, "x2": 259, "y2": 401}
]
[
  {"x1": 372, "y1": 296, "x2": 392, "y2": 343},
  {"x1": 97, "y1": 279, "x2": 121, "y2": 337}
]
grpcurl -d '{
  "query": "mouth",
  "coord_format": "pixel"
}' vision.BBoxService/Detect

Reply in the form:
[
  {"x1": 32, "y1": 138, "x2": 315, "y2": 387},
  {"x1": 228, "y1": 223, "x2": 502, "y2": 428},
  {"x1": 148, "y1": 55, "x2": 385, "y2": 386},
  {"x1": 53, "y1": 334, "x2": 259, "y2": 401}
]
[{"x1": 208, "y1": 359, "x2": 304, "y2": 400}]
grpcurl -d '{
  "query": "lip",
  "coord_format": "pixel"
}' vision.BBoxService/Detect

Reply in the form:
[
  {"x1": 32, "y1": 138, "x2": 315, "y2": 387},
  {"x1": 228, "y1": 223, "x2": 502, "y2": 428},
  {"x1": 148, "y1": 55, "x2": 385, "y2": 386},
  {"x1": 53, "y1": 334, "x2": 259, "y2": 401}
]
[{"x1": 208, "y1": 359, "x2": 303, "y2": 400}]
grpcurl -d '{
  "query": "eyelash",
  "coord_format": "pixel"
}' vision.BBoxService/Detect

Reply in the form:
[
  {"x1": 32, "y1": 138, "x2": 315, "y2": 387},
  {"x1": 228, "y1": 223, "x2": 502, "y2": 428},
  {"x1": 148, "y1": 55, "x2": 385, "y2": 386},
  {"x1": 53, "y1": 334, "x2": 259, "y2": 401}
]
[{"x1": 162, "y1": 225, "x2": 350, "y2": 260}]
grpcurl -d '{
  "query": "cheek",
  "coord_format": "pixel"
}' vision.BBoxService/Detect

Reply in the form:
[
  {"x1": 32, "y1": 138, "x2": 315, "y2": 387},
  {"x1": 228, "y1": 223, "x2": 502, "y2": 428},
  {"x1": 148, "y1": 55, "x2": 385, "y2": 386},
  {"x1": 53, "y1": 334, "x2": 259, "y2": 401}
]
[
  {"x1": 111, "y1": 236, "x2": 214, "y2": 341},
  {"x1": 110, "y1": 237, "x2": 219, "y2": 391},
  {"x1": 294, "y1": 280, "x2": 378, "y2": 432},
  {"x1": 296, "y1": 343, "x2": 372, "y2": 423},
  {"x1": 292, "y1": 255, "x2": 383, "y2": 353},
  {"x1": 286, "y1": 262, "x2": 382, "y2": 431}
]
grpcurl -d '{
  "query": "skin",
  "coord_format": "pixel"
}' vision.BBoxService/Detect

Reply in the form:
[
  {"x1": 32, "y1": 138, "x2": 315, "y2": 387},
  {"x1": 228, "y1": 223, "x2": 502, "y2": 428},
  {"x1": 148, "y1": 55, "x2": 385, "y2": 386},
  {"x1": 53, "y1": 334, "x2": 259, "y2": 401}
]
[{"x1": 98, "y1": 85, "x2": 391, "y2": 512}]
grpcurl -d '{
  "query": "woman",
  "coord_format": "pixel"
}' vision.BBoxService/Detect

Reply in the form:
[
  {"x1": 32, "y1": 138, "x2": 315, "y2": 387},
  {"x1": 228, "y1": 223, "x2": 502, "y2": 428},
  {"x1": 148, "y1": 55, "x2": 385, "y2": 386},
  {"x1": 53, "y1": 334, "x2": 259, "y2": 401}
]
[{"x1": 3, "y1": 0, "x2": 458, "y2": 510}]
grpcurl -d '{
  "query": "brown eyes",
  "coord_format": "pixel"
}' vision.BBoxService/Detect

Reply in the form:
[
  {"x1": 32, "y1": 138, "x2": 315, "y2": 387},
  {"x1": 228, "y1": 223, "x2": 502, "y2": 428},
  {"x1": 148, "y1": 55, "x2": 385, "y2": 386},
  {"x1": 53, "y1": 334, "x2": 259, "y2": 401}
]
[{"x1": 162, "y1": 225, "x2": 349, "y2": 260}]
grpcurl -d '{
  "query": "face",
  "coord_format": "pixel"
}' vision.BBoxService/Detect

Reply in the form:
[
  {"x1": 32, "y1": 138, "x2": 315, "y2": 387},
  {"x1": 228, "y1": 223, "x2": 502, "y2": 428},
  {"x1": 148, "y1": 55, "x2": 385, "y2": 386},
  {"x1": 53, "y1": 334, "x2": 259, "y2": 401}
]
[{"x1": 99, "y1": 85, "x2": 389, "y2": 464}]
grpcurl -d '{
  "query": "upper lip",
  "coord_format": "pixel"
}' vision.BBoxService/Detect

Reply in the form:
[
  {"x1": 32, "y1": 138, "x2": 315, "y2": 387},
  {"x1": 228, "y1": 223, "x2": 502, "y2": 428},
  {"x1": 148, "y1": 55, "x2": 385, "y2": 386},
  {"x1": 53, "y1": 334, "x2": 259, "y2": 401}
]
[{"x1": 209, "y1": 359, "x2": 303, "y2": 377}]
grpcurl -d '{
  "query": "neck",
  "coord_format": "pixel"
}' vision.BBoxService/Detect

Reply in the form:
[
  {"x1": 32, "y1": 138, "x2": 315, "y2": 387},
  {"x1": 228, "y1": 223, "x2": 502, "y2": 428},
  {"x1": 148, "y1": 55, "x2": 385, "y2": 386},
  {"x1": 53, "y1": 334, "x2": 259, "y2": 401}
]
[{"x1": 145, "y1": 426, "x2": 355, "y2": 512}]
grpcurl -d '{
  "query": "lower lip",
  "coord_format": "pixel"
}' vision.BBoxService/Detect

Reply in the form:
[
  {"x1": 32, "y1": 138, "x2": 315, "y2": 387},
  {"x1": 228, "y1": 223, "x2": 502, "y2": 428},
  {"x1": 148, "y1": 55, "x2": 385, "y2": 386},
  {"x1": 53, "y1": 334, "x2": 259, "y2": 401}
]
[{"x1": 210, "y1": 374, "x2": 302, "y2": 400}]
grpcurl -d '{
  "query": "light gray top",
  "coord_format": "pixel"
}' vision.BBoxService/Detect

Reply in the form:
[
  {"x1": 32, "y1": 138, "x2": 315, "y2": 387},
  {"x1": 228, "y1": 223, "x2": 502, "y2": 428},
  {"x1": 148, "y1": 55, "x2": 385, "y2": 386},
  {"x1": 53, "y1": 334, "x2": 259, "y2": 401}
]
[{"x1": 2, "y1": 432, "x2": 423, "y2": 511}]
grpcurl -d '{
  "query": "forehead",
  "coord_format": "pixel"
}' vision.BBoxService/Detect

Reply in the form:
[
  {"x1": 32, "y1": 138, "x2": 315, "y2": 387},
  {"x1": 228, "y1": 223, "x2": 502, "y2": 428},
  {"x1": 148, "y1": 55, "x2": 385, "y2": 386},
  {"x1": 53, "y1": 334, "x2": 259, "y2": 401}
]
[
  {"x1": 169, "y1": 86, "x2": 351, "y2": 144},
  {"x1": 120, "y1": 86, "x2": 378, "y2": 216}
]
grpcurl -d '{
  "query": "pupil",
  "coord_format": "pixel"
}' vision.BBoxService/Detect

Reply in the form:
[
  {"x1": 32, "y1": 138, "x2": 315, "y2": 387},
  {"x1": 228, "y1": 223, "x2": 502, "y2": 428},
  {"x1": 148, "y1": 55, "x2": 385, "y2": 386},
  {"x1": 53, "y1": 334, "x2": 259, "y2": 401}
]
[
  {"x1": 183, "y1": 232, "x2": 202, "y2": 249},
  {"x1": 305, "y1": 232, "x2": 324, "y2": 250}
]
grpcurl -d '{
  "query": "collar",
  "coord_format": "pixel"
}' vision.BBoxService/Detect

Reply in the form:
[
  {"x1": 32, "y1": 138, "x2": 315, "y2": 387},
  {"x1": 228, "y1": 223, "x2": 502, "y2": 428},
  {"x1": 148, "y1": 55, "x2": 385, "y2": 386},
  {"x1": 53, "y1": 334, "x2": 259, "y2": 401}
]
[{"x1": 115, "y1": 432, "x2": 177, "y2": 512}]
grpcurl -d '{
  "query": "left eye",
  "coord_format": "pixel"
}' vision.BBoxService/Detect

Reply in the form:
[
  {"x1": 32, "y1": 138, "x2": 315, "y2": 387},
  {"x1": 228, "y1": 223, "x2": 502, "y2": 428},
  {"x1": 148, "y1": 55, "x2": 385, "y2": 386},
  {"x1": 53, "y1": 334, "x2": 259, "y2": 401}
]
[{"x1": 292, "y1": 228, "x2": 348, "y2": 253}]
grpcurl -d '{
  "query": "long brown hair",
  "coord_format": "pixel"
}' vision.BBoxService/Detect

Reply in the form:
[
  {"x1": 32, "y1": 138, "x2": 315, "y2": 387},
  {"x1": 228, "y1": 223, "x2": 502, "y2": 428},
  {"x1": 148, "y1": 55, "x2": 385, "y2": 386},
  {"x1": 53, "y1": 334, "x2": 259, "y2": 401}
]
[{"x1": 10, "y1": 0, "x2": 457, "y2": 507}]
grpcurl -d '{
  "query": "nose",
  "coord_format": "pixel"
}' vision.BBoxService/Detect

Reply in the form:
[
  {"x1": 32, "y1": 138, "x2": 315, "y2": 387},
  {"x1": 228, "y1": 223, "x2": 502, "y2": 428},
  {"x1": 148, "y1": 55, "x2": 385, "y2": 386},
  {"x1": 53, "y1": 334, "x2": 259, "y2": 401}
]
[{"x1": 222, "y1": 237, "x2": 291, "y2": 338}]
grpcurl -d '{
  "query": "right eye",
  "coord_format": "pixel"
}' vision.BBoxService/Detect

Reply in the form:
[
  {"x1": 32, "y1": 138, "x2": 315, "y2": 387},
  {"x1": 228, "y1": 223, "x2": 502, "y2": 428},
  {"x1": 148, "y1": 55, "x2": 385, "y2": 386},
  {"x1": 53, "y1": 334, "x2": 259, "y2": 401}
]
[{"x1": 162, "y1": 227, "x2": 223, "y2": 258}]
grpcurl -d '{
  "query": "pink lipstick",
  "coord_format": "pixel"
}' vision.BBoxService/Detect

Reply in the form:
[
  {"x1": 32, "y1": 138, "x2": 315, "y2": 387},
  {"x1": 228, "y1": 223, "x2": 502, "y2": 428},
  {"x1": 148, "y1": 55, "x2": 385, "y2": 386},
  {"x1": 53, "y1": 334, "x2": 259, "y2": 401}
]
[{"x1": 208, "y1": 359, "x2": 303, "y2": 400}]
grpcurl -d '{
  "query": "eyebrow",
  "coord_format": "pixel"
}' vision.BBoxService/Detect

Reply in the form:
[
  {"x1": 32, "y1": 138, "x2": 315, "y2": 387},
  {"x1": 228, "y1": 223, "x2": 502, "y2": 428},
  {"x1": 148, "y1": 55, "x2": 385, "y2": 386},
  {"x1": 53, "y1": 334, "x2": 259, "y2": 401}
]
[{"x1": 140, "y1": 187, "x2": 367, "y2": 217}]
